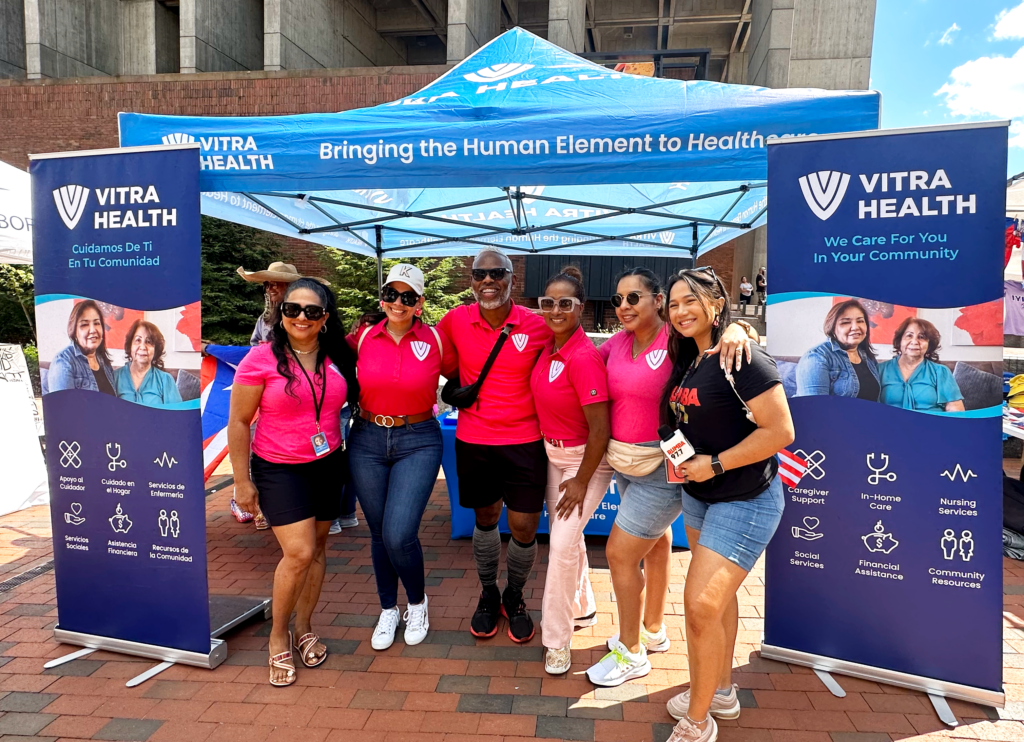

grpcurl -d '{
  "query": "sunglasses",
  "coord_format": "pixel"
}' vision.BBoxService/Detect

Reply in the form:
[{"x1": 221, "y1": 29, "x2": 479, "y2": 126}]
[
  {"x1": 381, "y1": 286, "x2": 420, "y2": 307},
  {"x1": 539, "y1": 296, "x2": 582, "y2": 312},
  {"x1": 280, "y1": 302, "x2": 326, "y2": 321},
  {"x1": 610, "y1": 291, "x2": 654, "y2": 308},
  {"x1": 471, "y1": 267, "x2": 510, "y2": 282}
]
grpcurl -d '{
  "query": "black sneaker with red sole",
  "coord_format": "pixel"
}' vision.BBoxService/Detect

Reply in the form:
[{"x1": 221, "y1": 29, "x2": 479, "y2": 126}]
[
  {"x1": 501, "y1": 587, "x2": 535, "y2": 643},
  {"x1": 470, "y1": 585, "x2": 502, "y2": 638}
]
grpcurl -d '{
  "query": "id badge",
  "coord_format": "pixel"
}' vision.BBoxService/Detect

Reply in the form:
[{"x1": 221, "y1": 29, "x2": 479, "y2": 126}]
[{"x1": 311, "y1": 432, "x2": 331, "y2": 457}]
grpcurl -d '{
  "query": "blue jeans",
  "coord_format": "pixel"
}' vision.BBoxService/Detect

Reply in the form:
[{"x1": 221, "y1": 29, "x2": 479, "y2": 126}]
[
  {"x1": 339, "y1": 406, "x2": 355, "y2": 518},
  {"x1": 348, "y1": 416, "x2": 443, "y2": 609}
]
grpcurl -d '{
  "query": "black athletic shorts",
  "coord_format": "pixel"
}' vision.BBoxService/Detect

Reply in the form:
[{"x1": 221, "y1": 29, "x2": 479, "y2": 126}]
[
  {"x1": 250, "y1": 448, "x2": 346, "y2": 527},
  {"x1": 455, "y1": 438, "x2": 547, "y2": 513}
]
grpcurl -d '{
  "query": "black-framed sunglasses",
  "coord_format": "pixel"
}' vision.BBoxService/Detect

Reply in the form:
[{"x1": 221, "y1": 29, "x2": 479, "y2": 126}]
[
  {"x1": 538, "y1": 296, "x2": 582, "y2": 312},
  {"x1": 610, "y1": 291, "x2": 654, "y2": 308},
  {"x1": 381, "y1": 286, "x2": 420, "y2": 307},
  {"x1": 280, "y1": 302, "x2": 326, "y2": 321},
  {"x1": 471, "y1": 267, "x2": 510, "y2": 282}
]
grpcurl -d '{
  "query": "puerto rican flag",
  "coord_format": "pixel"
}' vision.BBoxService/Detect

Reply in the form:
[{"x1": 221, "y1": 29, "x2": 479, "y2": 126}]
[
  {"x1": 777, "y1": 449, "x2": 809, "y2": 489},
  {"x1": 200, "y1": 345, "x2": 254, "y2": 481}
]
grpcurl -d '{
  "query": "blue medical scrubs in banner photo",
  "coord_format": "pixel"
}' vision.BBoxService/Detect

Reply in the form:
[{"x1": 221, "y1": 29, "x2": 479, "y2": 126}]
[
  {"x1": 764, "y1": 124, "x2": 1007, "y2": 700},
  {"x1": 31, "y1": 146, "x2": 210, "y2": 656}
]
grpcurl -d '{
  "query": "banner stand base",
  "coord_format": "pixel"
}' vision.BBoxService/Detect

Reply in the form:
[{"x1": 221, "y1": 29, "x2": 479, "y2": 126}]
[
  {"x1": 929, "y1": 694, "x2": 960, "y2": 727},
  {"x1": 761, "y1": 644, "x2": 1005, "y2": 709},
  {"x1": 48, "y1": 595, "x2": 272, "y2": 686}
]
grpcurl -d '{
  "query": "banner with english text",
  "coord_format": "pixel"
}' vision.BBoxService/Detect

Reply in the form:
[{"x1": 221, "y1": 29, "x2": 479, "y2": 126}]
[
  {"x1": 763, "y1": 123, "x2": 1006, "y2": 705},
  {"x1": 31, "y1": 145, "x2": 211, "y2": 655}
]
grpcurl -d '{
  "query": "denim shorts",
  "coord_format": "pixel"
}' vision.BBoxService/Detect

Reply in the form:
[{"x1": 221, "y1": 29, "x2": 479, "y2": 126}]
[
  {"x1": 680, "y1": 475, "x2": 784, "y2": 572},
  {"x1": 613, "y1": 452, "x2": 683, "y2": 540}
]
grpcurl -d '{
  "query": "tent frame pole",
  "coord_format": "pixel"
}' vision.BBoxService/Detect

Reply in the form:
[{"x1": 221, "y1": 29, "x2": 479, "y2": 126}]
[{"x1": 375, "y1": 225, "x2": 384, "y2": 291}]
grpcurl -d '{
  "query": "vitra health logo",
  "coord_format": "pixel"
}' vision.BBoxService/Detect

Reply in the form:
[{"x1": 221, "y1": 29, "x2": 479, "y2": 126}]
[
  {"x1": 798, "y1": 170, "x2": 851, "y2": 221},
  {"x1": 53, "y1": 185, "x2": 91, "y2": 230},
  {"x1": 161, "y1": 133, "x2": 195, "y2": 145},
  {"x1": 463, "y1": 63, "x2": 534, "y2": 83}
]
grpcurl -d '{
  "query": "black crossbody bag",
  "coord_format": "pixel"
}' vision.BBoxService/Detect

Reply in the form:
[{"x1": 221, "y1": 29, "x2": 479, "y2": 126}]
[{"x1": 441, "y1": 324, "x2": 513, "y2": 409}]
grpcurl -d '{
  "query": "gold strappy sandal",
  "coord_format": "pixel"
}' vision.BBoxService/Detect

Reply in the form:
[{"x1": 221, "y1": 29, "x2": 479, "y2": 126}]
[
  {"x1": 293, "y1": 632, "x2": 328, "y2": 668},
  {"x1": 269, "y1": 631, "x2": 297, "y2": 687}
]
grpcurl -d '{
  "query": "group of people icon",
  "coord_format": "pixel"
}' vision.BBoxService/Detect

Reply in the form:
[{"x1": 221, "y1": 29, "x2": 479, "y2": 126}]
[
  {"x1": 158, "y1": 510, "x2": 181, "y2": 538},
  {"x1": 941, "y1": 529, "x2": 974, "y2": 561}
]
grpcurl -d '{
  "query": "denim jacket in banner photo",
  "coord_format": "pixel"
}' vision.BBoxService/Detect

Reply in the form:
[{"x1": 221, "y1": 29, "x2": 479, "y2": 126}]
[
  {"x1": 795, "y1": 338, "x2": 880, "y2": 399},
  {"x1": 48, "y1": 342, "x2": 115, "y2": 393}
]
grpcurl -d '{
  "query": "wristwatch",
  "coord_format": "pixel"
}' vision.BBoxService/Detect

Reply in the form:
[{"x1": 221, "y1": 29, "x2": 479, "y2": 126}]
[{"x1": 710, "y1": 455, "x2": 725, "y2": 476}]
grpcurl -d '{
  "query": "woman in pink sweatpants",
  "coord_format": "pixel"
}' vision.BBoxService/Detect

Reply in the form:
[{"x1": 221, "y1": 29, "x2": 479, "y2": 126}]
[{"x1": 528, "y1": 266, "x2": 613, "y2": 675}]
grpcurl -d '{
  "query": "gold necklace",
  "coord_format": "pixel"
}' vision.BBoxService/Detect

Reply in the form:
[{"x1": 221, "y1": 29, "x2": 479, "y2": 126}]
[
  {"x1": 387, "y1": 325, "x2": 407, "y2": 342},
  {"x1": 631, "y1": 327, "x2": 660, "y2": 360},
  {"x1": 290, "y1": 344, "x2": 319, "y2": 356}
]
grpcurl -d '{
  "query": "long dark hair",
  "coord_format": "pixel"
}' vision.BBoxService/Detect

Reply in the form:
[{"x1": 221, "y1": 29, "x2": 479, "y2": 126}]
[
  {"x1": 67, "y1": 300, "x2": 112, "y2": 365},
  {"x1": 658, "y1": 269, "x2": 731, "y2": 426},
  {"x1": 269, "y1": 279, "x2": 359, "y2": 407},
  {"x1": 823, "y1": 299, "x2": 876, "y2": 361}
]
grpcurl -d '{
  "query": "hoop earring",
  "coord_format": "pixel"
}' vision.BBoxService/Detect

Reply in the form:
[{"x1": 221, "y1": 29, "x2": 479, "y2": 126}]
[{"x1": 320, "y1": 325, "x2": 327, "y2": 334}]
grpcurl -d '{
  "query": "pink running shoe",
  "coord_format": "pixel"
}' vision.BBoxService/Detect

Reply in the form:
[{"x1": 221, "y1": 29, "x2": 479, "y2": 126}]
[{"x1": 230, "y1": 499, "x2": 254, "y2": 523}]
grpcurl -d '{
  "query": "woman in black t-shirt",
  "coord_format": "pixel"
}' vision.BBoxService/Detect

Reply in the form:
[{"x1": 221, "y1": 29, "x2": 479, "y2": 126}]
[{"x1": 657, "y1": 268, "x2": 795, "y2": 742}]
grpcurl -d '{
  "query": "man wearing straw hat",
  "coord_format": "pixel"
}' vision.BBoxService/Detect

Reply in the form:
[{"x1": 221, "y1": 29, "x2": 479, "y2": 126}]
[{"x1": 236, "y1": 261, "x2": 330, "y2": 346}]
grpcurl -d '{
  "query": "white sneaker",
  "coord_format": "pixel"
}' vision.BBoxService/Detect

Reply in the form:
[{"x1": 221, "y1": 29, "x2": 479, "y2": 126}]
[
  {"x1": 586, "y1": 640, "x2": 651, "y2": 687},
  {"x1": 667, "y1": 714, "x2": 718, "y2": 742},
  {"x1": 545, "y1": 646, "x2": 572, "y2": 675},
  {"x1": 607, "y1": 624, "x2": 671, "y2": 653},
  {"x1": 403, "y1": 595, "x2": 429, "y2": 646},
  {"x1": 337, "y1": 515, "x2": 359, "y2": 528},
  {"x1": 371, "y1": 607, "x2": 400, "y2": 650},
  {"x1": 574, "y1": 612, "x2": 597, "y2": 628},
  {"x1": 328, "y1": 520, "x2": 343, "y2": 535},
  {"x1": 667, "y1": 684, "x2": 741, "y2": 721}
]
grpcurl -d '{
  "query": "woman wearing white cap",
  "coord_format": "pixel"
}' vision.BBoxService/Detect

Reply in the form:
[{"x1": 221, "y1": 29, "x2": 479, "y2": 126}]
[{"x1": 349, "y1": 263, "x2": 445, "y2": 650}]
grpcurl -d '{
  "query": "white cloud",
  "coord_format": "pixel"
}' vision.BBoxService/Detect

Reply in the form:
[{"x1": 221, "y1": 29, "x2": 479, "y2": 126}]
[
  {"x1": 995, "y1": 2, "x2": 1024, "y2": 39},
  {"x1": 939, "y1": 22, "x2": 961, "y2": 45},
  {"x1": 935, "y1": 44, "x2": 1024, "y2": 147}
]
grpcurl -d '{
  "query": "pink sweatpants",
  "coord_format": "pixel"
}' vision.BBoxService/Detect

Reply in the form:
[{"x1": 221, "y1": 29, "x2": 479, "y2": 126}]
[{"x1": 541, "y1": 441, "x2": 615, "y2": 650}]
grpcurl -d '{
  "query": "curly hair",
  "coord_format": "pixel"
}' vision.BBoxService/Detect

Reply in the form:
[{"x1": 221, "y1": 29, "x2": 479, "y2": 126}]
[
  {"x1": 123, "y1": 320, "x2": 167, "y2": 370},
  {"x1": 892, "y1": 317, "x2": 942, "y2": 363},
  {"x1": 268, "y1": 278, "x2": 360, "y2": 407}
]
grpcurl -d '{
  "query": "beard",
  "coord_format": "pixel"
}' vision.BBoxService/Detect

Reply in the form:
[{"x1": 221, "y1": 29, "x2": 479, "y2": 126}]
[{"x1": 472, "y1": 282, "x2": 512, "y2": 310}]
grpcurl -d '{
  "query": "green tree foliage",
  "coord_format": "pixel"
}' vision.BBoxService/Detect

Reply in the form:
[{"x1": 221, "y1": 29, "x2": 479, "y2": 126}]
[
  {"x1": 316, "y1": 248, "x2": 472, "y2": 331},
  {"x1": 200, "y1": 216, "x2": 291, "y2": 345},
  {"x1": 0, "y1": 264, "x2": 36, "y2": 344}
]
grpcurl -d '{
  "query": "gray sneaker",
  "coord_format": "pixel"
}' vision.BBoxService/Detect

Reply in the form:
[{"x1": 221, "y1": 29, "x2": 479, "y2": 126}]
[
  {"x1": 586, "y1": 640, "x2": 651, "y2": 687},
  {"x1": 667, "y1": 684, "x2": 741, "y2": 721},
  {"x1": 667, "y1": 715, "x2": 718, "y2": 742}
]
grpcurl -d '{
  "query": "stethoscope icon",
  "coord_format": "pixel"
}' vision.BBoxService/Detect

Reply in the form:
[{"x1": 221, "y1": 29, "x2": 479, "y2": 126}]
[
  {"x1": 866, "y1": 453, "x2": 896, "y2": 485},
  {"x1": 106, "y1": 443, "x2": 127, "y2": 472}
]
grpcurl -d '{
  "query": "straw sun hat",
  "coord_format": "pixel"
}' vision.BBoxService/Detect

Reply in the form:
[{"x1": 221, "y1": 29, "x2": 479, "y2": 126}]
[{"x1": 236, "y1": 261, "x2": 330, "y2": 286}]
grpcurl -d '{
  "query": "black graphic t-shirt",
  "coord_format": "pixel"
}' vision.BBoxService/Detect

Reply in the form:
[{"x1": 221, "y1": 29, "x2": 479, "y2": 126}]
[{"x1": 668, "y1": 343, "x2": 781, "y2": 502}]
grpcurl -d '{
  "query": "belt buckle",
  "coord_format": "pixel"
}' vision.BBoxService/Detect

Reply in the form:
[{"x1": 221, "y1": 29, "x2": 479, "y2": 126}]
[{"x1": 374, "y1": 414, "x2": 396, "y2": 428}]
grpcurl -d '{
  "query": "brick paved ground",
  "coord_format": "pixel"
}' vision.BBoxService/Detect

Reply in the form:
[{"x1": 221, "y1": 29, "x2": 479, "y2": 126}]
[{"x1": 0, "y1": 477, "x2": 1018, "y2": 742}]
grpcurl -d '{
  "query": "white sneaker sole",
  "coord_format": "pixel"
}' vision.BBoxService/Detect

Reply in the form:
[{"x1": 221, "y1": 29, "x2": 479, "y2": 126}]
[
  {"x1": 371, "y1": 635, "x2": 395, "y2": 651},
  {"x1": 545, "y1": 661, "x2": 570, "y2": 675},
  {"x1": 607, "y1": 634, "x2": 671, "y2": 653},
  {"x1": 667, "y1": 699, "x2": 741, "y2": 721},
  {"x1": 404, "y1": 629, "x2": 428, "y2": 646},
  {"x1": 586, "y1": 659, "x2": 651, "y2": 687}
]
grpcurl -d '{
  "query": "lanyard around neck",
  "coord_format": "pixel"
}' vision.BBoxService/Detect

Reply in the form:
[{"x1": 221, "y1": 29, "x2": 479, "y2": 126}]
[{"x1": 289, "y1": 348, "x2": 327, "y2": 431}]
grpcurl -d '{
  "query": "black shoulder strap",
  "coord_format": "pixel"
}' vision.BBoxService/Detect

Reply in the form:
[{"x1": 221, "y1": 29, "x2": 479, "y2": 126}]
[{"x1": 475, "y1": 324, "x2": 513, "y2": 386}]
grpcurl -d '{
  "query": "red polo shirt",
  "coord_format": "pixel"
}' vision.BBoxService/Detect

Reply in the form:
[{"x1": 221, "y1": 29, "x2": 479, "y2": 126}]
[
  {"x1": 356, "y1": 319, "x2": 443, "y2": 416},
  {"x1": 530, "y1": 325, "x2": 608, "y2": 446},
  {"x1": 436, "y1": 302, "x2": 551, "y2": 444}
]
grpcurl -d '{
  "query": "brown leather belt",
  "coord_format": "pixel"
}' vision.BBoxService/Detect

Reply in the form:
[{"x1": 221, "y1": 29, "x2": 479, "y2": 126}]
[{"x1": 359, "y1": 409, "x2": 434, "y2": 428}]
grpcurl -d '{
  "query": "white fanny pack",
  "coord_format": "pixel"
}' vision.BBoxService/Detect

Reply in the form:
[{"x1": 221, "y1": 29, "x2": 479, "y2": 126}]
[{"x1": 605, "y1": 439, "x2": 664, "y2": 477}]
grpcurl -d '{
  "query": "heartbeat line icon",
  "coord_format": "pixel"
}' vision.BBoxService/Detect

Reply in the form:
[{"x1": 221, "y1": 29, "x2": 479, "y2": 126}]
[
  {"x1": 941, "y1": 464, "x2": 977, "y2": 482},
  {"x1": 154, "y1": 453, "x2": 178, "y2": 468}
]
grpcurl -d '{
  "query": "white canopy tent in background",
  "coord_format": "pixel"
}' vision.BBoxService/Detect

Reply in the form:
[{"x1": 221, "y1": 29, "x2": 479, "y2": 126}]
[{"x1": 0, "y1": 159, "x2": 32, "y2": 265}]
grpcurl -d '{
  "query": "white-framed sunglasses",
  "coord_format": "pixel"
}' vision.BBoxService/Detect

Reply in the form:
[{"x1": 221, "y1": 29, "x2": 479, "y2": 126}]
[{"x1": 538, "y1": 296, "x2": 582, "y2": 312}]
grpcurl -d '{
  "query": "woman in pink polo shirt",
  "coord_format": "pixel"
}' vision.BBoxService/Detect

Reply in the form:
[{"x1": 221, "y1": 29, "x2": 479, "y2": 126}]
[
  {"x1": 349, "y1": 264, "x2": 444, "y2": 652},
  {"x1": 530, "y1": 266, "x2": 615, "y2": 676},
  {"x1": 228, "y1": 278, "x2": 359, "y2": 687},
  {"x1": 587, "y1": 268, "x2": 755, "y2": 688}
]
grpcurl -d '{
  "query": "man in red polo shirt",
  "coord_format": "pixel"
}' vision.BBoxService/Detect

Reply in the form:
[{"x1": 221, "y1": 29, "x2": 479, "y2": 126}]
[{"x1": 437, "y1": 247, "x2": 551, "y2": 643}]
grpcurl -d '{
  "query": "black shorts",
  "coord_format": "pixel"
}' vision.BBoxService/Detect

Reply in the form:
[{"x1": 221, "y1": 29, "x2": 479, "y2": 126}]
[
  {"x1": 455, "y1": 438, "x2": 547, "y2": 513},
  {"x1": 250, "y1": 449, "x2": 346, "y2": 527}
]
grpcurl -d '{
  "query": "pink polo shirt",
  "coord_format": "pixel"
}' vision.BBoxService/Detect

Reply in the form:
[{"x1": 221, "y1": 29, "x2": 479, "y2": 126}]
[
  {"x1": 530, "y1": 326, "x2": 608, "y2": 446},
  {"x1": 599, "y1": 325, "x2": 672, "y2": 444},
  {"x1": 436, "y1": 302, "x2": 551, "y2": 445},
  {"x1": 235, "y1": 343, "x2": 348, "y2": 464},
  {"x1": 356, "y1": 319, "x2": 442, "y2": 416}
]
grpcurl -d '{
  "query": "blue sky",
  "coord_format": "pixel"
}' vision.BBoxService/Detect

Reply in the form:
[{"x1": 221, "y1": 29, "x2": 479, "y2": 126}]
[{"x1": 871, "y1": 0, "x2": 1024, "y2": 176}]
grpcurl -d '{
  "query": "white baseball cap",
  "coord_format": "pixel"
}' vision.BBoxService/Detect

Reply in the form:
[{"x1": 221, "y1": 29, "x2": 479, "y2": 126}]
[{"x1": 384, "y1": 263, "x2": 425, "y2": 296}]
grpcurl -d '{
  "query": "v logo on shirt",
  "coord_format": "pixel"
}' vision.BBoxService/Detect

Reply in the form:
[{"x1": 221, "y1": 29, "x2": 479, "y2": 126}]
[
  {"x1": 646, "y1": 349, "x2": 667, "y2": 370},
  {"x1": 410, "y1": 341, "x2": 430, "y2": 361},
  {"x1": 512, "y1": 334, "x2": 529, "y2": 352},
  {"x1": 549, "y1": 360, "x2": 565, "y2": 382}
]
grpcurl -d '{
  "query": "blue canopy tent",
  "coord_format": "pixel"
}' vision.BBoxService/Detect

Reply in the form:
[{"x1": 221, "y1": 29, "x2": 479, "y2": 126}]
[{"x1": 118, "y1": 28, "x2": 880, "y2": 273}]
